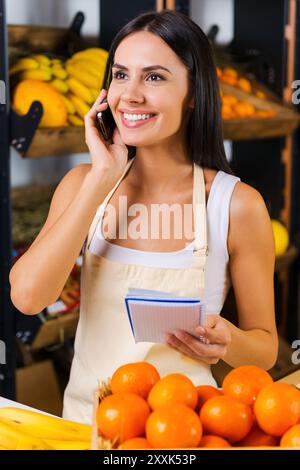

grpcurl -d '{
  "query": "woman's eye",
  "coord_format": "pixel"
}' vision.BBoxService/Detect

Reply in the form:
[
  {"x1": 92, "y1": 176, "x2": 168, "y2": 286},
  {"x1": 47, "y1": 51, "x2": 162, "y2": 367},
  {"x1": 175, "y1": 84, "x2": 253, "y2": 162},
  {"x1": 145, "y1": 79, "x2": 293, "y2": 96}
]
[{"x1": 112, "y1": 71, "x2": 164, "y2": 81}]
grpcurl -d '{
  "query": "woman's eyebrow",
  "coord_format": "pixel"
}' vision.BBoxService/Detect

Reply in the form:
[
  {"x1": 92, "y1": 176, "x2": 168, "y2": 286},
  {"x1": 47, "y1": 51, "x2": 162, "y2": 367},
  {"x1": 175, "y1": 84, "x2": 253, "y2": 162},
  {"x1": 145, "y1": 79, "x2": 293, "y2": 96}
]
[{"x1": 112, "y1": 63, "x2": 172, "y2": 74}]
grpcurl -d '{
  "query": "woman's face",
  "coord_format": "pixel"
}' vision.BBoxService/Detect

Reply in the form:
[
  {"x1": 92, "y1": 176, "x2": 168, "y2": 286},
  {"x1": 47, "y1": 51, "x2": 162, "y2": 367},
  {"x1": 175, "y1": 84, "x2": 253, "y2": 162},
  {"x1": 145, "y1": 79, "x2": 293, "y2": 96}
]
[{"x1": 107, "y1": 31, "x2": 193, "y2": 147}]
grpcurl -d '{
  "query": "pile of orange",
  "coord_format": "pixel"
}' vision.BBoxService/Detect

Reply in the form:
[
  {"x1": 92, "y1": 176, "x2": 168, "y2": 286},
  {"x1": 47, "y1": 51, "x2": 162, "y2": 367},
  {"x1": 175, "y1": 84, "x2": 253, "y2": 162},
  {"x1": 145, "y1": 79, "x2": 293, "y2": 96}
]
[
  {"x1": 221, "y1": 92, "x2": 276, "y2": 120},
  {"x1": 96, "y1": 362, "x2": 300, "y2": 449},
  {"x1": 217, "y1": 66, "x2": 267, "y2": 98},
  {"x1": 217, "y1": 67, "x2": 276, "y2": 120}
]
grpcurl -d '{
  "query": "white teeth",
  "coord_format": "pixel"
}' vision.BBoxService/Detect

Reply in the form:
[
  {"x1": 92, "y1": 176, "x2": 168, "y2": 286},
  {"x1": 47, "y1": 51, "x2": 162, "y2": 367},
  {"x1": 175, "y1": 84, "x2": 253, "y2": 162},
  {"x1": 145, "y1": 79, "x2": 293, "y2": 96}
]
[{"x1": 123, "y1": 112, "x2": 154, "y2": 121}]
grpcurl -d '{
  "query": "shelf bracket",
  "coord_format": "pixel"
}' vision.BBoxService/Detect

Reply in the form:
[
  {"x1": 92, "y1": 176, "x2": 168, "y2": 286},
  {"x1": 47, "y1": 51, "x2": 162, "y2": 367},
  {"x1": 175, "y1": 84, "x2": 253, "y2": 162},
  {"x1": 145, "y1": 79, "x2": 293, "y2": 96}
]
[{"x1": 10, "y1": 100, "x2": 43, "y2": 156}]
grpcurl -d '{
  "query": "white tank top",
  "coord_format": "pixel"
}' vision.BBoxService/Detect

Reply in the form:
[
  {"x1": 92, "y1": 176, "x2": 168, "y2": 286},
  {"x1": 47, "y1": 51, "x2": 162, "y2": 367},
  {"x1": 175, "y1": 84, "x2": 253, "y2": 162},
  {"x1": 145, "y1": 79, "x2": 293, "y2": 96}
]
[{"x1": 88, "y1": 170, "x2": 241, "y2": 314}]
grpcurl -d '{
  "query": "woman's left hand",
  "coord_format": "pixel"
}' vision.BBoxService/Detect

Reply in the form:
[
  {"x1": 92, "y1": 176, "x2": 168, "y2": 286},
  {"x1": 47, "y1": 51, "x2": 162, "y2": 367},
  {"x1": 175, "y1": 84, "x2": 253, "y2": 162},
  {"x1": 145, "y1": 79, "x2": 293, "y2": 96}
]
[{"x1": 165, "y1": 314, "x2": 232, "y2": 365}]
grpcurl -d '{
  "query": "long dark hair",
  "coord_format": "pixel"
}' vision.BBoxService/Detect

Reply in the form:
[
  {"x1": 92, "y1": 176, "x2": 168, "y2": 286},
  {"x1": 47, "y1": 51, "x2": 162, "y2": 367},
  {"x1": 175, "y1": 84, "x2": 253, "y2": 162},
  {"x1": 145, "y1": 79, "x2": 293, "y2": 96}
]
[{"x1": 102, "y1": 9, "x2": 234, "y2": 175}]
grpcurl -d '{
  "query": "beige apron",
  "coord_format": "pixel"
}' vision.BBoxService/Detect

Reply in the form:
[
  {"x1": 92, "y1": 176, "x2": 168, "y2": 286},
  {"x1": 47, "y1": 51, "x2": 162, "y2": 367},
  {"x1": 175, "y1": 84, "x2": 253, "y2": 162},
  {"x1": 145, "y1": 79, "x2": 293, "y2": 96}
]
[{"x1": 62, "y1": 156, "x2": 217, "y2": 424}]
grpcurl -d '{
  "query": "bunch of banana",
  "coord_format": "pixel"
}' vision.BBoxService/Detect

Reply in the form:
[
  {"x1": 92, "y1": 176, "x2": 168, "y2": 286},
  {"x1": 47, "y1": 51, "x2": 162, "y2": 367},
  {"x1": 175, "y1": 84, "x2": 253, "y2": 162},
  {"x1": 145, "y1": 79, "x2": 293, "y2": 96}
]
[
  {"x1": 9, "y1": 47, "x2": 108, "y2": 128},
  {"x1": 64, "y1": 47, "x2": 108, "y2": 126},
  {"x1": 0, "y1": 407, "x2": 91, "y2": 450}
]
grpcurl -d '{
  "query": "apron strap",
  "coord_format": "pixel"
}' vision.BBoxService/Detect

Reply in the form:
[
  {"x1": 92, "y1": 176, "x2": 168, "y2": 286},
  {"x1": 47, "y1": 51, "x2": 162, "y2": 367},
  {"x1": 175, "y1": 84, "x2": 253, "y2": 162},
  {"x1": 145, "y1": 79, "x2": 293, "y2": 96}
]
[
  {"x1": 86, "y1": 157, "x2": 135, "y2": 249},
  {"x1": 192, "y1": 164, "x2": 208, "y2": 264}
]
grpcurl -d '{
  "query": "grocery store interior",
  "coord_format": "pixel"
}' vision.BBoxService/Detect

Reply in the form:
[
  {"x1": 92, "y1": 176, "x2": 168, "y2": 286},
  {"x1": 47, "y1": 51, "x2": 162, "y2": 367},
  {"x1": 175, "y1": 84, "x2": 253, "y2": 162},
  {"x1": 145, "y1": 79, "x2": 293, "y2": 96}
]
[{"x1": 1, "y1": 0, "x2": 300, "y2": 419}]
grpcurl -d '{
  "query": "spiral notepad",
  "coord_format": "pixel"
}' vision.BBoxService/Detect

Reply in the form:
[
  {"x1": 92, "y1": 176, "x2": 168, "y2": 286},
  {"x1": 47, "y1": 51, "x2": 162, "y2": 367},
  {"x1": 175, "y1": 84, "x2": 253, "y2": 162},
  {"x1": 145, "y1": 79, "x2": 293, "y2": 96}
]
[{"x1": 124, "y1": 288, "x2": 206, "y2": 343}]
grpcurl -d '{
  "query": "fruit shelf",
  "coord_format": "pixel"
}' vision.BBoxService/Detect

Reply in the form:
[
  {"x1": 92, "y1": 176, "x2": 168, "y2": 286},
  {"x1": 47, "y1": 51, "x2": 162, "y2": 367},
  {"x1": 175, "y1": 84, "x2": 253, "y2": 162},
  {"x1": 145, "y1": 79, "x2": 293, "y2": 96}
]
[
  {"x1": 7, "y1": 24, "x2": 300, "y2": 159},
  {"x1": 221, "y1": 83, "x2": 300, "y2": 140}
]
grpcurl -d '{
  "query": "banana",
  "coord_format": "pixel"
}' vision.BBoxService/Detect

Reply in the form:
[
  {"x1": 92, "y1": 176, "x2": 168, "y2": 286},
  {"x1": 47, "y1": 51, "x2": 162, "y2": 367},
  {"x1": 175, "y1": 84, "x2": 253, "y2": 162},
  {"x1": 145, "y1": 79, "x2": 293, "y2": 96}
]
[
  {"x1": 68, "y1": 114, "x2": 84, "y2": 126},
  {"x1": 19, "y1": 68, "x2": 52, "y2": 81},
  {"x1": 32, "y1": 54, "x2": 51, "y2": 66},
  {"x1": 66, "y1": 59, "x2": 102, "y2": 79},
  {"x1": 43, "y1": 438, "x2": 90, "y2": 450},
  {"x1": 90, "y1": 88, "x2": 100, "y2": 101},
  {"x1": 0, "y1": 419, "x2": 51, "y2": 450},
  {"x1": 9, "y1": 57, "x2": 39, "y2": 75},
  {"x1": 52, "y1": 65, "x2": 68, "y2": 80},
  {"x1": 39, "y1": 64, "x2": 53, "y2": 74},
  {"x1": 65, "y1": 77, "x2": 93, "y2": 104},
  {"x1": 66, "y1": 63, "x2": 101, "y2": 89},
  {"x1": 71, "y1": 48, "x2": 108, "y2": 63},
  {"x1": 0, "y1": 408, "x2": 92, "y2": 442},
  {"x1": 68, "y1": 94, "x2": 90, "y2": 118},
  {"x1": 50, "y1": 78, "x2": 69, "y2": 94},
  {"x1": 61, "y1": 95, "x2": 76, "y2": 114},
  {"x1": 51, "y1": 58, "x2": 63, "y2": 66}
]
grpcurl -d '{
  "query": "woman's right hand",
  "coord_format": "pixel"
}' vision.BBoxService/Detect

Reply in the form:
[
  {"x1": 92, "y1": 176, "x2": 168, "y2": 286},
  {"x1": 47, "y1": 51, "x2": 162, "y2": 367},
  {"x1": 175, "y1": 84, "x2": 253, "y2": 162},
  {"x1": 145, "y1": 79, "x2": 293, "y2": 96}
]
[{"x1": 84, "y1": 89, "x2": 130, "y2": 184}]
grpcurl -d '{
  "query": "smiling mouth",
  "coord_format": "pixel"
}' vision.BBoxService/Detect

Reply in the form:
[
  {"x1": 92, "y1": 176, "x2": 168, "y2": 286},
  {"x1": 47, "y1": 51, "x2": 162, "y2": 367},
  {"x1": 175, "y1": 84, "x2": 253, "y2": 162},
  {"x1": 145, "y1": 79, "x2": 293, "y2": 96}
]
[{"x1": 120, "y1": 112, "x2": 158, "y2": 128}]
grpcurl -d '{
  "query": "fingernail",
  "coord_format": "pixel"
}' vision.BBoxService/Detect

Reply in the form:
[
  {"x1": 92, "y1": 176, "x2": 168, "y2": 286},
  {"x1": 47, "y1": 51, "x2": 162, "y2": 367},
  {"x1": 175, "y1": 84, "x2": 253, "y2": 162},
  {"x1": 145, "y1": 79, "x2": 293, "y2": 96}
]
[{"x1": 196, "y1": 326, "x2": 205, "y2": 335}]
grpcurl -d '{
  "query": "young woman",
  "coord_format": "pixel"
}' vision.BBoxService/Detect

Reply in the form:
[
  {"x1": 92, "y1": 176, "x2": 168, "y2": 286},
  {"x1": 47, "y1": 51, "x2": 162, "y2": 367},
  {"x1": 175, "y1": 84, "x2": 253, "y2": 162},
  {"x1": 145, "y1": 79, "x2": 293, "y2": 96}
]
[{"x1": 10, "y1": 10, "x2": 278, "y2": 424}]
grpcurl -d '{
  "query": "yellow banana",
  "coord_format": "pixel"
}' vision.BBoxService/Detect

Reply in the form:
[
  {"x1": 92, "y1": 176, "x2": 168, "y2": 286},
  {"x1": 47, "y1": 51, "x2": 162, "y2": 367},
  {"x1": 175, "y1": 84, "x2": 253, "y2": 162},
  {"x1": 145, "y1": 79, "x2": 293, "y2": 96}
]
[
  {"x1": 43, "y1": 438, "x2": 90, "y2": 450},
  {"x1": 90, "y1": 88, "x2": 100, "y2": 101},
  {"x1": 51, "y1": 58, "x2": 63, "y2": 66},
  {"x1": 61, "y1": 95, "x2": 76, "y2": 114},
  {"x1": 71, "y1": 48, "x2": 108, "y2": 63},
  {"x1": 68, "y1": 114, "x2": 84, "y2": 126},
  {"x1": 9, "y1": 57, "x2": 39, "y2": 75},
  {"x1": 0, "y1": 408, "x2": 92, "y2": 442},
  {"x1": 50, "y1": 78, "x2": 69, "y2": 94},
  {"x1": 68, "y1": 94, "x2": 90, "y2": 118},
  {"x1": 65, "y1": 77, "x2": 93, "y2": 104},
  {"x1": 0, "y1": 419, "x2": 51, "y2": 450},
  {"x1": 52, "y1": 65, "x2": 68, "y2": 80},
  {"x1": 32, "y1": 54, "x2": 51, "y2": 66},
  {"x1": 19, "y1": 69, "x2": 52, "y2": 81},
  {"x1": 66, "y1": 63, "x2": 101, "y2": 89},
  {"x1": 66, "y1": 59, "x2": 104, "y2": 78}
]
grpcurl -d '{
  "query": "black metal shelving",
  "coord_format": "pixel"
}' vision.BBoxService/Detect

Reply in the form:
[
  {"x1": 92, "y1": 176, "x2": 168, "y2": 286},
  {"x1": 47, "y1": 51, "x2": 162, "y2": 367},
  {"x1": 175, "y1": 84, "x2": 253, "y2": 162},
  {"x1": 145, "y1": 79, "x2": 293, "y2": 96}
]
[{"x1": 0, "y1": 0, "x2": 16, "y2": 399}]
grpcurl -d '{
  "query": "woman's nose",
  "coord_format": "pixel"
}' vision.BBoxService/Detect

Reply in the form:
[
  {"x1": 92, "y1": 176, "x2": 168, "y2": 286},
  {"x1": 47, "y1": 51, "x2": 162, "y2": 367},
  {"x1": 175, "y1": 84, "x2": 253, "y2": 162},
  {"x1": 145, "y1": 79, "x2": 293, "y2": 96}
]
[{"x1": 121, "y1": 80, "x2": 144, "y2": 103}]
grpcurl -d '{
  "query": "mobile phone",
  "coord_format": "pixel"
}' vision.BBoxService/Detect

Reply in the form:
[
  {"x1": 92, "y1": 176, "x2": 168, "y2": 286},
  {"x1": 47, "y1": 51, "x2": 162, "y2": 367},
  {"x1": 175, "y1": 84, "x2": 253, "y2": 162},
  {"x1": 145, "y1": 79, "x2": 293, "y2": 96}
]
[{"x1": 96, "y1": 98, "x2": 115, "y2": 142}]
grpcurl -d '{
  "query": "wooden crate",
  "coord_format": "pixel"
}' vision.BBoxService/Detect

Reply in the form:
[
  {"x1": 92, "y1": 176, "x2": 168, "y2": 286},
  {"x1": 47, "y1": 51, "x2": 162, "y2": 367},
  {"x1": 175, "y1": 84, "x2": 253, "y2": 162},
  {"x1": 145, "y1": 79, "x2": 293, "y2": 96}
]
[
  {"x1": 8, "y1": 24, "x2": 99, "y2": 158},
  {"x1": 221, "y1": 82, "x2": 300, "y2": 140}
]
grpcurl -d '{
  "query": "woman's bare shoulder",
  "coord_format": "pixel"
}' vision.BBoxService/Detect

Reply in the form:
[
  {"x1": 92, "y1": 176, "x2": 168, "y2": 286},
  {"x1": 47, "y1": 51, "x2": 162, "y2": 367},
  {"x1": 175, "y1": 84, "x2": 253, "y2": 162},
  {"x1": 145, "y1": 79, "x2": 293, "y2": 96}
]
[
  {"x1": 29, "y1": 164, "x2": 92, "y2": 250},
  {"x1": 227, "y1": 181, "x2": 272, "y2": 257}
]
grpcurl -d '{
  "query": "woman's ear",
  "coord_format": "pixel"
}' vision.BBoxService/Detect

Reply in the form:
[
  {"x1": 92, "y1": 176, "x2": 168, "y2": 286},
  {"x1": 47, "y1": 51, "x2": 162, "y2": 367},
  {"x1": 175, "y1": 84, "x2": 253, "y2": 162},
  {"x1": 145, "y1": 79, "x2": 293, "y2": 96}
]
[{"x1": 189, "y1": 97, "x2": 195, "y2": 109}]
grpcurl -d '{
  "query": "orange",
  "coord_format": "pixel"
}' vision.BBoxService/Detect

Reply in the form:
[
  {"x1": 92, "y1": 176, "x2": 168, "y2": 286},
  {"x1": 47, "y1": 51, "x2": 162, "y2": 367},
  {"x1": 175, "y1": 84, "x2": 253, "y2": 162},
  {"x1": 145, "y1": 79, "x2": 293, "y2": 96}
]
[
  {"x1": 147, "y1": 373, "x2": 198, "y2": 411},
  {"x1": 200, "y1": 395, "x2": 254, "y2": 443},
  {"x1": 223, "y1": 67, "x2": 238, "y2": 79},
  {"x1": 96, "y1": 392, "x2": 150, "y2": 443},
  {"x1": 237, "y1": 78, "x2": 252, "y2": 93},
  {"x1": 146, "y1": 403, "x2": 202, "y2": 449},
  {"x1": 119, "y1": 438, "x2": 153, "y2": 450},
  {"x1": 199, "y1": 435, "x2": 231, "y2": 448},
  {"x1": 196, "y1": 385, "x2": 222, "y2": 410},
  {"x1": 254, "y1": 383, "x2": 300, "y2": 436},
  {"x1": 111, "y1": 362, "x2": 160, "y2": 399},
  {"x1": 222, "y1": 365, "x2": 273, "y2": 406},
  {"x1": 280, "y1": 424, "x2": 300, "y2": 448},
  {"x1": 237, "y1": 424, "x2": 278, "y2": 447},
  {"x1": 233, "y1": 102, "x2": 256, "y2": 117}
]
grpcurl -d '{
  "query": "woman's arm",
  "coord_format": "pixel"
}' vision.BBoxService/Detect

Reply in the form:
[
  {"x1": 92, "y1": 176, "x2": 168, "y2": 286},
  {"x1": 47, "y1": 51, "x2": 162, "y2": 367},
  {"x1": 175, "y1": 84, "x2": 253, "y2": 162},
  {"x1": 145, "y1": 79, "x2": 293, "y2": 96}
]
[
  {"x1": 9, "y1": 165, "x2": 115, "y2": 315},
  {"x1": 222, "y1": 181, "x2": 278, "y2": 369},
  {"x1": 166, "y1": 182, "x2": 279, "y2": 370}
]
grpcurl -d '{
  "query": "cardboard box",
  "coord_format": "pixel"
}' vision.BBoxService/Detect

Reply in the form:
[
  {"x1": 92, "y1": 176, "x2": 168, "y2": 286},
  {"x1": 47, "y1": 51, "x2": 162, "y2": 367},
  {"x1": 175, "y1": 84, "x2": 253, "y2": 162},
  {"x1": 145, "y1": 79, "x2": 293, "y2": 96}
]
[{"x1": 16, "y1": 359, "x2": 62, "y2": 416}]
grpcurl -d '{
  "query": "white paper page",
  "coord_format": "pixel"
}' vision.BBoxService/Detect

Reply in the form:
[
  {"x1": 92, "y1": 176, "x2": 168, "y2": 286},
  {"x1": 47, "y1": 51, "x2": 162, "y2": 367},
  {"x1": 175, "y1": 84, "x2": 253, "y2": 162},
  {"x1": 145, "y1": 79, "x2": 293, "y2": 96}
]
[
  {"x1": 126, "y1": 300, "x2": 206, "y2": 343},
  {"x1": 126, "y1": 287, "x2": 200, "y2": 301}
]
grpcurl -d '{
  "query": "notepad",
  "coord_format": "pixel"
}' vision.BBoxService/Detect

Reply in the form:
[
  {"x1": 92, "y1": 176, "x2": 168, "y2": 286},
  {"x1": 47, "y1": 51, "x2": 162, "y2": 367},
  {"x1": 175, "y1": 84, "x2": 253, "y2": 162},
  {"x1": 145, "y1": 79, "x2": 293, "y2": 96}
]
[{"x1": 124, "y1": 288, "x2": 206, "y2": 343}]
